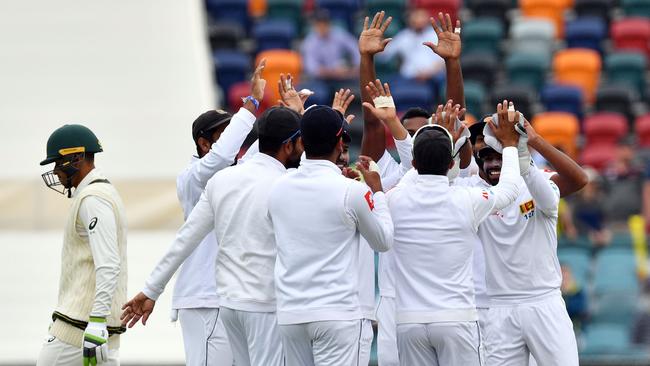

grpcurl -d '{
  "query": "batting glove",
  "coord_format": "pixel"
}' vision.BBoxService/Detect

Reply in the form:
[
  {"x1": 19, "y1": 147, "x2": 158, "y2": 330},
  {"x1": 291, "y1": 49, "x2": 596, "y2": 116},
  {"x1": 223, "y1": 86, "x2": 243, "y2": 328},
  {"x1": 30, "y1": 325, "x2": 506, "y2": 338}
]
[{"x1": 83, "y1": 317, "x2": 109, "y2": 365}]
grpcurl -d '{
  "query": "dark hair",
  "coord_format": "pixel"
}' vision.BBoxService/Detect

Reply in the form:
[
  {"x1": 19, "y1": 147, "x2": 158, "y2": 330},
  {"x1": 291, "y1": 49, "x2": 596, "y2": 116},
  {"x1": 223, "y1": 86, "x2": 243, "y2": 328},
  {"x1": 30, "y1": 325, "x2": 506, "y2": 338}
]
[
  {"x1": 413, "y1": 129, "x2": 453, "y2": 175},
  {"x1": 304, "y1": 136, "x2": 339, "y2": 158},
  {"x1": 85, "y1": 153, "x2": 95, "y2": 163},
  {"x1": 401, "y1": 107, "x2": 430, "y2": 124}
]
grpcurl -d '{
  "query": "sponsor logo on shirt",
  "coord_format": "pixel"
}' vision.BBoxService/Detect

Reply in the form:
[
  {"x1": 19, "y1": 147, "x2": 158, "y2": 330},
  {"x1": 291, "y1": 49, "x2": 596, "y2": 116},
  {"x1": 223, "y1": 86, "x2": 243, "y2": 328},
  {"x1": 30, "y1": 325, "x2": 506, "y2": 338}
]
[
  {"x1": 89, "y1": 217, "x2": 98, "y2": 230},
  {"x1": 364, "y1": 191, "x2": 375, "y2": 211}
]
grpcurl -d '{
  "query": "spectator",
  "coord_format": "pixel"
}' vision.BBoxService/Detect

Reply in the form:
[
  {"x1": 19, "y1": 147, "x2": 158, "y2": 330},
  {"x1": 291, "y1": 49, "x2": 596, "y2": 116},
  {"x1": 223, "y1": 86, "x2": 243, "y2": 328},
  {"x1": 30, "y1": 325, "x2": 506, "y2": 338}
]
[
  {"x1": 643, "y1": 160, "x2": 650, "y2": 234},
  {"x1": 603, "y1": 143, "x2": 644, "y2": 225},
  {"x1": 380, "y1": 8, "x2": 445, "y2": 81},
  {"x1": 572, "y1": 168, "x2": 611, "y2": 247},
  {"x1": 561, "y1": 264, "x2": 589, "y2": 332},
  {"x1": 301, "y1": 9, "x2": 360, "y2": 82}
]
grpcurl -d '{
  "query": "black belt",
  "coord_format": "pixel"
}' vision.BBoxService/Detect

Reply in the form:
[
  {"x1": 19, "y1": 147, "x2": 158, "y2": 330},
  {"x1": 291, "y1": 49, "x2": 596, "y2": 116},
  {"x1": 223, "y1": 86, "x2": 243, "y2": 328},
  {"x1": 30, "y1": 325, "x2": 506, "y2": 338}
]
[{"x1": 52, "y1": 311, "x2": 126, "y2": 336}]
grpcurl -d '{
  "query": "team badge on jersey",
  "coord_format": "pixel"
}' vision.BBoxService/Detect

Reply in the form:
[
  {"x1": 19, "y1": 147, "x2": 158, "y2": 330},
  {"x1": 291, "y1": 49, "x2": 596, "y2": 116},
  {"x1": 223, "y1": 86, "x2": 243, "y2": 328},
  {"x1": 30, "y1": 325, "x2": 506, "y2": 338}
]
[
  {"x1": 519, "y1": 200, "x2": 535, "y2": 214},
  {"x1": 364, "y1": 191, "x2": 375, "y2": 211}
]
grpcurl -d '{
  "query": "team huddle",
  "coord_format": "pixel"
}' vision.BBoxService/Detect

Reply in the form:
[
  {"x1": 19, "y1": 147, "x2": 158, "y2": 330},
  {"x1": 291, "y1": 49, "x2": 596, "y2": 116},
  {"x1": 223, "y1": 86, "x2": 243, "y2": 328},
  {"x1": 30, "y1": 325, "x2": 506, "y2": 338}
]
[{"x1": 36, "y1": 10, "x2": 589, "y2": 366}]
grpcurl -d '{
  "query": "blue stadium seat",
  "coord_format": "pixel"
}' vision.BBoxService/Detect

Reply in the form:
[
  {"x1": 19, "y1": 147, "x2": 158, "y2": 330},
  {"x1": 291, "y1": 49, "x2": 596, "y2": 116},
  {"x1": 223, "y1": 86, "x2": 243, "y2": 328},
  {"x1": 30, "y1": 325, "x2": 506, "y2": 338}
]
[
  {"x1": 209, "y1": 22, "x2": 245, "y2": 50},
  {"x1": 462, "y1": 18, "x2": 504, "y2": 57},
  {"x1": 611, "y1": 232, "x2": 634, "y2": 248},
  {"x1": 558, "y1": 235, "x2": 592, "y2": 248},
  {"x1": 214, "y1": 50, "x2": 251, "y2": 98},
  {"x1": 316, "y1": 0, "x2": 360, "y2": 31},
  {"x1": 565, "y1": 17, "x2": 607, "y2": 54},
  {"x1": 464, "y1": 81, "x2": 487, "y2": 118},
  {"x1": 253, "y1": 19, "x2": 297, "y2": 52},
  {"x1": 593, "y1": 248, "x2": 639, "y2": 293},
  {"x1": 606, "y1": 52, "x2": 647, "y2": 98},
  {"x1": 506, "y1": 52, "x2": 551, "y2": 91},
  {"x1": 297, "y1": 80, "x2": 331, "y2": 107},
  {"x1": 206, "y1": 0, "x2": 250, "y2": 32},
  {"x1": 461, "y1": 53, "x2": 498, "y2": 89},
  {"x1": 541, "y1": 84, "x2": 584, "y2": 118},
  {"x1": 581, "y1": 323, "x2": 631, "y2": 354},
  {"x1": 592, "y1": 291, "x2": 638, "y2": 326},
  {"x1": 266, "y1": 0, "x2": 304, "y2": 34},
  {"x1": 575, "y1": 0, "x2": 613, "y2": 25},
  {"x1": 558, "y1": 247, "x2": 591, "y2": 285},
  {"x1": 391, "y1": 82, "x2": 434, "y2": 112}
]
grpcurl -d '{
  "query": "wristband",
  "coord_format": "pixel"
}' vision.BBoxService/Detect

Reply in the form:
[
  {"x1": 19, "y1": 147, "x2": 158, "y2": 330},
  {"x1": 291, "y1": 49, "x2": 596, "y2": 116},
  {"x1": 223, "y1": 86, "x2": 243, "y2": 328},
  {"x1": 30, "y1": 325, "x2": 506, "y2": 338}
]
[
  {"x1": 242, "y1": 95, "x2": 260, "y2": 110},
  {"x1": 373, "y1": 95, "x2": 395, "y2": 109}
]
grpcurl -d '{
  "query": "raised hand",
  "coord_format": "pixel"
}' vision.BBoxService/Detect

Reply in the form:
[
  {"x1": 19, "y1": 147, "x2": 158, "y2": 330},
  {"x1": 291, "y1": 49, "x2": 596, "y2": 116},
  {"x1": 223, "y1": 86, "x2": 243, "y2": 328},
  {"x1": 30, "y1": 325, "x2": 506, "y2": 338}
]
[
  {"x1": 332, "y1": 88, "x2": 356, "y2": 123},
  {"x1": 434, "y1": 100, "x2": 467, "y2": 143},
  {"x1": 361, "y1": 79, "x2": 398, "y2": 124},
  {"x1": 250, "y1": 59, "x2": 267, "y2": 101},
  {"x1": 359, "y1": 11, "x2": 393, "y2": 56},
  {"x1": 488, "y1": 99, "x2": 520, "y2": 148},
  {"x1": 121, "y1": 292, "x2": 156, "y2": 328},
  {"x1": 423, "y1": 12, "x2": 461, "y2": 60},
  {"x1": 357, "y1": 155, "x2": 383, "y2": 193},
  {"x1": 278, "y1": 73, "x2": 306, "y2": 114}
]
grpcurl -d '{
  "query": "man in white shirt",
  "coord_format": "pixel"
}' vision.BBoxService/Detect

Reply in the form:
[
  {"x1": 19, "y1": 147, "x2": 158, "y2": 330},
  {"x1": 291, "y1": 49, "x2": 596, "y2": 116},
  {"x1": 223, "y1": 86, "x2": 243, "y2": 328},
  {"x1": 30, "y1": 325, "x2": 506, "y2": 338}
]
[
  {"x1": 172, "y1": 61, "x2": 265, "y2": 366},
  {"x1": 387, "y1": 105, "x2": 522, "y2": 365},
  {"x1": 268, "y1": 105, "x2": 394, "y2": 366},
  {"x1": 121, "y1": 106, "x2": 305, "y2": 366}
]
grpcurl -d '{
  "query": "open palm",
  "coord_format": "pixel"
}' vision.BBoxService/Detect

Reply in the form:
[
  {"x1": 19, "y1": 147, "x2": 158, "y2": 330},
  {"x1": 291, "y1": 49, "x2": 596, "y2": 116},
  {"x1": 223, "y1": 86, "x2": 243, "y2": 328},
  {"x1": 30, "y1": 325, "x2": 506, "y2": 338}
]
[
  {"x1": 423, "y1": 13, "x2": 461, "y2": 60},
  {"x1": 359, "y1": 11, "x2": 393, "y2": 56}
]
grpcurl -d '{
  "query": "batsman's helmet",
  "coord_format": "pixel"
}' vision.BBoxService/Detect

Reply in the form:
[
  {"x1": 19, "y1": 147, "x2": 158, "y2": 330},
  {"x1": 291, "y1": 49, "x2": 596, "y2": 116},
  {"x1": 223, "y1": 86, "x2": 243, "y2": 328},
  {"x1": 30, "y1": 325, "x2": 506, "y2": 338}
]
[{"x1": 40, "y1": 124, "x2": 103, "y2": 166}]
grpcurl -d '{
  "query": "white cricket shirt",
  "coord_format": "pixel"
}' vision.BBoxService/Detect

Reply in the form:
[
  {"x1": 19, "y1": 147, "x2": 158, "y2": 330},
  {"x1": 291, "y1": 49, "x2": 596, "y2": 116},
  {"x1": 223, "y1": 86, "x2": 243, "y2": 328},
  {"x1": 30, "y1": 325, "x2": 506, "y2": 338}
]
[
  {"x1": 387, "y1": 147, "x2": 520, "y2": 324},
  {"x1": 269, "y1": 159, "x2": 394, "y2": 325},
  {"x1": 171, "y1": 107, "x2": 256, "y2": 311}
]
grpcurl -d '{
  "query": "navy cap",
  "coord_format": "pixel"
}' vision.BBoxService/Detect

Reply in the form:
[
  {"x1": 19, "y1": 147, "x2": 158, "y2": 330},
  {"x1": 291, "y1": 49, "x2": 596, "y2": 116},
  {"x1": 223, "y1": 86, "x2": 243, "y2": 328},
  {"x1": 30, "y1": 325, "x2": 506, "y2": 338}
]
[
  {"x1": 192, "y1": 110, "x2": 232, "y2": 143},
  {"x1": 301, "y1": 105, "x2": 350, "y2": 147},
  {"x1": 257, "y1": 106, "x2": 301, "y2": 141},
  {"x1": 468, "y1": 121, "x2": 486, "y2": 145}
]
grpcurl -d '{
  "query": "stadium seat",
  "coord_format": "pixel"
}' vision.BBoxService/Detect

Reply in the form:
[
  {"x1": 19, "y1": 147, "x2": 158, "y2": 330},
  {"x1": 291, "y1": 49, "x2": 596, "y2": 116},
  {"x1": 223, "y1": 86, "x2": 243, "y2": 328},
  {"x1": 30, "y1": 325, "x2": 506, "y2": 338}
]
[
  {"x1": 462, "y1": 18, "x2": 504, "y2": 57},
  {"x1": 611, "y1": 18, "x2": 650, "y2": 60},
  {"x1": 565, "y1": 17, "x2": 607, "y2": 54},
  {"x1": 391, "y1": 81, "x2": 435, "y2": 112},
  {"x1": 509, "y1": 18, "x2": 556, "y2": 54},
  {"x1": 583, "y1": 112, "x2": 629, "y2": 146},
  {"x1": 466, "y1": 0, "x2": 511, "y2": 28},
  {"x1": 206, "y1": 0, "x2": 250, "y2": 32},
  {"x1": 252, "y1": 19, "x2": 297, "y2": 52},
  {"x1": 249, "y1": 0, "x2": 267, "y2": 17},
  {"x1": 464, "y1": 81, "x2": 487, "y2": 118},
  {"x1": 591, "y1": 291, "x2": 638, "y2": 326},
  {"x1": 209, "y1": 22, "x2": 245, "y2": 50},
  {"x1": 558, "y1": 247, "x2": 591, "y2": 285},
  {"x1": 490, "y1": 85, "x2": 536, "y2": 121},
  {"x1": 366, "y1": 0, "x2": 406, "y2": 37},
  {"x1": 594, "y1": 85, "x2": 637, "y2": 125},
  {"x1": 227, "y1": 81, "x2": 274, "y2": 113},
  {"x1": 214, "y1": 50, "x2": 252, "y2": 100},
  {"x1": 256, "y1": 50, "x2": 302, "y2": 103},
  {"x1": 411, "y1": 0, "x2": 461, "y2": 23},
  {"x1": 531, "y1": 112, "x2": 580, "y2": 157},
  {"x1": 297, "y1": 80, "x2": 331, "y2": 107},
  {"x1": 636, "y1": 114, "x2": 650, "y2": 147},
  {"x1": 266, "y1": 0, "x2": 304, "y2": 33},
  {"x1": 316, "y1": 0, "x2": 360, "y2": 31},
  {"x1": 575, "y1": 0, "x2": 613, "y2": 25},
  {"x1": 558, "y1": 235, "x2": 592, "y2": 248},
  {"x1": 541, "y1": 84, "x2": 584, "y2": 118},
  {"x1": 580, "y1": 143, "x2": 617, "y2": 171},
  {"x1": 553, "y1": 48, "x2": 602, "y2": 103},
  {"x1": 623, "y1": 0, "x2": 650, "y2": 18},
  {"x1": 605, "y1": 52, "x2": 647, "y2": 97},
  {"x1": 375, "y1": 58, "x2": 399, "y2": 79},
  {"x1": 593, "y1": 247, "x2": 639, "y2": 293},
  {"x1": 506, "y1": 52, "x2": 551, "y2": 91},
  {"x1": 519, "y1": 0, "x2": 566, "y2": 38},
  {"x1": 611, "y1": 231, "x2": 634, "y2": 248},
  {"x1": 582, "y1": 324, "x2": 632, "y2": 354},
  {"x1": 461, "y1": 53, "x2": 498, "y2": 88}
]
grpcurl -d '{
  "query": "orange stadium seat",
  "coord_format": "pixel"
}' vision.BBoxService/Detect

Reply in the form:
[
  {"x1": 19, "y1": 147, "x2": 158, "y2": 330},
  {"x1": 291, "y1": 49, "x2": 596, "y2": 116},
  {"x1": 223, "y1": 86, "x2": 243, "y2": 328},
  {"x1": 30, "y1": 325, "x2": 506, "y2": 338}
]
[
  {"x1": 553, "y1": 48, "x2": 602, "y2": 103},
  {"x1": 636, "y1": 114, "x2": 650, "y2": 148},
  {"x1": 255, "y1": 50, "x2": 302, "y2": 104},
  {"x1": 249, "y1": 0, "x2": 267, "y2": 17},
  {"x1": 519, "y1": 0, "x2": 567, "y2": 38},
  {"x1": 531, "y1": 112, "x2": 580, "y2": 158},
  {"x1": 583, "y1": 112, "x2": 628, "y2": 146}
]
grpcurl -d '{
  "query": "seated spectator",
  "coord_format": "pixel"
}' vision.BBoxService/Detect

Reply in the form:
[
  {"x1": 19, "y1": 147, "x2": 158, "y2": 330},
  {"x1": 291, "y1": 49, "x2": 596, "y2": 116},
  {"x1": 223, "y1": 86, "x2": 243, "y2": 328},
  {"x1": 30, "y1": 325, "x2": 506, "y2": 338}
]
[
  {"x1": 380, "y1": 8, "x2": 444, "y2": 81},
  {"x1": 561, "y1": 263, "x2": 589, "y2": 332},
  {"x1": 301, "y1": 9, "x2": 360, "y2": 82},
  {"x1": 603, "y1": 143, "x2": 644, "y2": 225},
  {"x1": 572, "y1": 168, "x2": 612, "y2": 247}
]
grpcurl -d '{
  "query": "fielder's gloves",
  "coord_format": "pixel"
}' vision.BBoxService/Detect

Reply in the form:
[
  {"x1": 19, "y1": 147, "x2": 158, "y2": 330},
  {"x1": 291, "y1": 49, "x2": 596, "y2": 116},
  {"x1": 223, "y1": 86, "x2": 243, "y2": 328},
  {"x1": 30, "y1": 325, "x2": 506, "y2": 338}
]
[
  {"x1": 83, "y1": 317, "x2": 109, "y2": 365},
  {"x1": 482, "y1": 113, "x2": 532, "y2": 175}
]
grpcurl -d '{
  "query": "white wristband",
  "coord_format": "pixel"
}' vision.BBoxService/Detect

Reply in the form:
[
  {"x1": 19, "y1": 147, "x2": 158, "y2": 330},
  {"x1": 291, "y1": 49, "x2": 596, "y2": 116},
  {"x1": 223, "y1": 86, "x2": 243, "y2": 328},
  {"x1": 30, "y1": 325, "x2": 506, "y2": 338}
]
[{"x1": 373, "y1": 95, "x2": 395, "y2": 109}]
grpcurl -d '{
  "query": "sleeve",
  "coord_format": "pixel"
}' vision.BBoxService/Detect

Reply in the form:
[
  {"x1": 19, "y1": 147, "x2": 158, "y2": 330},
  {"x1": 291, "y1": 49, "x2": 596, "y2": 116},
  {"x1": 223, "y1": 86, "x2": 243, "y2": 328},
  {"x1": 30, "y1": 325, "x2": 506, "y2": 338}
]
[
  {"x1": 469, "y1": 146, "x2": 521, "y2": 229},
  {"x1": 301, "y1": 36, "x2": 320, "y2": 76},
  {"x1": 189, "y1": 107, "x2": 256, "y2": 187},
  {"x1": 237, "y1": 140, "x2": 259, "y2": 164},
  {"x1": 377, "y1": 150, "x2": 401, "y2": 189},
  {"x1": 78, "y1": 196, "x2": 120, "y2": 318},
  {"x1": 460, "y1": 157, "x2": 479, "y2": 178},
  {"x1": 142, "y1": 188, "x2": 216, "y2": 300},
  {"x1": 394, "y1": 133, "x2": 413, "y2": 175},
  {"x1": 522, "y1": 166, "x2": 561, "y2": 217},
  {"x1": 347, "y1": 183, "x2": 394, "y2": 252}
]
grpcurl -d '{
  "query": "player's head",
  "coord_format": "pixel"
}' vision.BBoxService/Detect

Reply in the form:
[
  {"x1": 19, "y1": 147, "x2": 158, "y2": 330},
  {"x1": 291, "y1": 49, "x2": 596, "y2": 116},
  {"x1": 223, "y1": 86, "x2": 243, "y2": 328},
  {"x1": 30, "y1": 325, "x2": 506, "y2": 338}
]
[
  {"x1": 412, "y1": 125, "x2": 454, "y2": 176},
  {"x1": 408, "y1": 8, "x2": 430, "y2": 32},
  {"x1": 336, "y1": 140, "x2": 350, "y2": 169},
  {"x1": 192, "y1": 109, "x2": 232, "y2": 158},
  {"x1": 402, "y1": 107, "x2": 431, "y2": 136},
  {"x1": 257, "y1": 106, "x2": 304, "y2": 169},
  {"x1": 40, "y1": 124, "x2": 103, "y2": 197},
  {"x1": 301, "y1": 105, "x2": 351, "y2": 163},
  {"x1": 477, "y1": 146, "x2": 502, "y2": 186},
  {"x1": 468, "y1": 119, "x2": 487, "y2": 152}
]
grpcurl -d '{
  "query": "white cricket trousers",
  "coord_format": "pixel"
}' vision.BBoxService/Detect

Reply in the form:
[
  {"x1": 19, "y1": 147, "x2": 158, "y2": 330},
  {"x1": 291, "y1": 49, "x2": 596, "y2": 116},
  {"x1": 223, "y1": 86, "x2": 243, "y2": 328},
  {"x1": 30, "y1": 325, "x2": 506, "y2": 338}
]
[
  {"x1": 36, "y1": 336, "x2": 119, "y2": 366},
  {"x1": 396, "y1": 321, "x2": 482, "y2": 366},
  {"x1": 219, "y1": 307, "x2": 284, "y2": 366},
  {"x1": 376, "y1": 296, "x2": 399, "y2": 366},
  {"x1": 178, "y1": 308, "x2": 233, "y2": 366},
  {"x1": 280, "y1": 319, "x2": 369, "y2": 366},
  {"x1": 485, "y1": 293, "x2": 579, "y2": 366}
]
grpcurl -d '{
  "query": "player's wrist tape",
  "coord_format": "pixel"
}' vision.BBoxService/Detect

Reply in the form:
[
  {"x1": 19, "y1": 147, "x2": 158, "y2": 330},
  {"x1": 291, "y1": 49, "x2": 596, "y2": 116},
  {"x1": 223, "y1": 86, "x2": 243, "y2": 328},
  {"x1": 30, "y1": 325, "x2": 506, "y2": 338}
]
[
  {"x1": 242, "y1": 95, "x2": 260, "y2": 110},
  {"x1": 373, "y1": 95, "x2": 395, "y2": 108}
]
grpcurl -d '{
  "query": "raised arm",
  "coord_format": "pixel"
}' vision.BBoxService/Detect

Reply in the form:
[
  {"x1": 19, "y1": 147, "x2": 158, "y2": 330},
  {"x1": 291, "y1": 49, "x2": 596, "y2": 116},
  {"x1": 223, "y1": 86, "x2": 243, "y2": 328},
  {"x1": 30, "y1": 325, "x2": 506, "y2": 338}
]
[
  {"x1": 525, "y1": 121, "x2": 589, "y2": 198},
  {"x1": 359, "y1": 11, "x2": 393, "y2": 161}
]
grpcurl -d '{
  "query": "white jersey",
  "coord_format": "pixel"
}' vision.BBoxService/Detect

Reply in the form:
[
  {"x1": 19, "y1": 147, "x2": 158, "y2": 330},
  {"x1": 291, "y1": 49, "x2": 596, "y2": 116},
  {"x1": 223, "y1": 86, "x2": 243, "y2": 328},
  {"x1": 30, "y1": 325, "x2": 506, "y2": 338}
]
[
  {"x1": 269, "y1": 159, "x2": 393, "y2": 325},
  {"x1": 387, "y1": 147, "x2": 520, "y2": 324},
  {"x1": 144, "y1": 153, "x2": 287, "y2": 313},
  {"x1": 172, "y1": 107, "x2": 256, "y2": 310}
]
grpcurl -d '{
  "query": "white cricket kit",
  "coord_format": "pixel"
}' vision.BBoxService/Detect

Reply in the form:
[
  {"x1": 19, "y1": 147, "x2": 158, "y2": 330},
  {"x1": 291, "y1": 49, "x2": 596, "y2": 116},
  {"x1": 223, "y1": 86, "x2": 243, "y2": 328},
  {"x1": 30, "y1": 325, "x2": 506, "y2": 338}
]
[
  {"x1": 173, "y1": 107, "x2": 255, "y2": 365},
  {"x1": 465, "y1": 166, "x2": 579, "y2": 366},
  {"x1": 143, "y1": 152, "x2": 287, "y2": 366},
  {"x1": 386, "y1": 147, "x2": 520, "y2": 366},
  {"x1": 268, "y1": 158, "x2": 393, "y2": 366}
]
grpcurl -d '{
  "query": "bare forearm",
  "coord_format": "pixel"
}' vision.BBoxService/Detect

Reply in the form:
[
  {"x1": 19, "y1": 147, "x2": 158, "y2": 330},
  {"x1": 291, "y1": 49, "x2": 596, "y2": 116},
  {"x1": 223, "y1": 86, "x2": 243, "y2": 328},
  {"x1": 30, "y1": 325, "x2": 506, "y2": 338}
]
[
  {"x1": 445, "y1": 58, "x2": 465, "y2": 115},
  {"x1": 360, "y1": 53, "x2": 386, "y2": 160},
  {"x1": 459, "y1": 140, "x2": 472, "y2": 169},
  {"x1": 529, "y1": 137, "x2": 588, "y2": 197}
]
